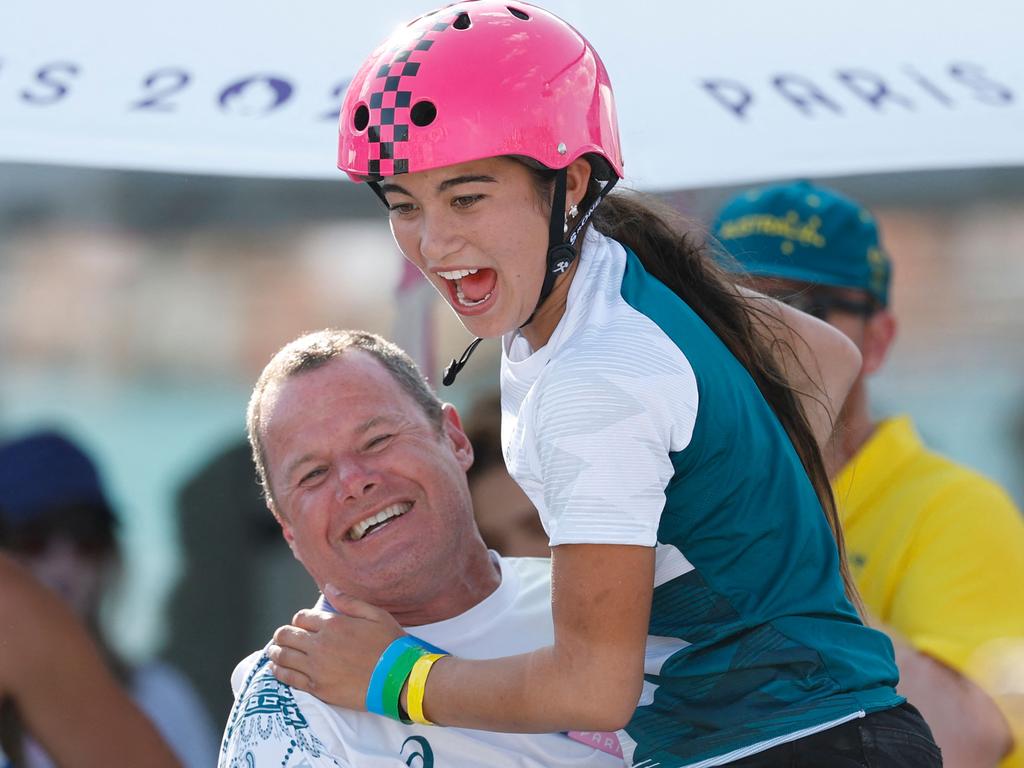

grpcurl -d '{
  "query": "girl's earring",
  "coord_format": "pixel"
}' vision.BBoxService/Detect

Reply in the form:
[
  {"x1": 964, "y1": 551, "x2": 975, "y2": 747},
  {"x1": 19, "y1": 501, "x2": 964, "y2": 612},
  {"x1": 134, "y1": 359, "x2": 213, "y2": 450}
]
[{"x1": 563, "y1": 202, "x2": 579, "y2": 234}]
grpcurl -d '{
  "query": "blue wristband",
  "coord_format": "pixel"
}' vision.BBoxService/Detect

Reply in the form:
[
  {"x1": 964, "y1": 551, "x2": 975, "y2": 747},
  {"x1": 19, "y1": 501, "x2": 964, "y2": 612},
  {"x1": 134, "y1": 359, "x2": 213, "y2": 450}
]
[
  {"x1": 365, "y1": 637, "x2": 427, "y2": 716},
  {"x1": 408, "y1": 634, "x2": 447, "y2": 655}
]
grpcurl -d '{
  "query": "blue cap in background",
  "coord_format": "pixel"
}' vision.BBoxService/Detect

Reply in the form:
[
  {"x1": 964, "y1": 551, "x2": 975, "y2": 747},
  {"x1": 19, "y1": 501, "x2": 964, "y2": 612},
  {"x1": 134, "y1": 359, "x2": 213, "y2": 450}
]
[
  {"x1": 0, "y1": 430, "x2": 115, "y2": 528},
  {"x1": 712, "y1": 180, "x2": 891, "y2": 307}
]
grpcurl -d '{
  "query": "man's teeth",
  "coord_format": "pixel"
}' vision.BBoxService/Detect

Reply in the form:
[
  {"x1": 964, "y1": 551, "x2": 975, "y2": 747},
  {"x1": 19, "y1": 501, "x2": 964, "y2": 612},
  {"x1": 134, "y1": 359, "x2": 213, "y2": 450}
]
[
  {"x1": 456, "y1": 284, "x2": 492, "y2": 307},
  {"x1": 438, "y1": 268, "x2": 479, "y2": 280},
  {"x1": 348, "y1": 502, "x2": 411, "y2": 541}
]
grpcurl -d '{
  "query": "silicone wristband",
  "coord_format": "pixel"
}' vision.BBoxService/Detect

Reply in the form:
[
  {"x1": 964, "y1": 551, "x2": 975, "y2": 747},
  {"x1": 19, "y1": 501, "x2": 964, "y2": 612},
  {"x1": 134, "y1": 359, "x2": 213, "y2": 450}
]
[
  {"x1": 409, "y1": 635, "x2": 448, "y2": 655},
  {"x1": 406, "y1": 653, "x2": 447, "y2": 725},
  {"x1": 365, "y1": 637, "x2": 425, "y2": 717},
  {"x1": 382, "y1": 645, "x2": 429, "y2": 722}
]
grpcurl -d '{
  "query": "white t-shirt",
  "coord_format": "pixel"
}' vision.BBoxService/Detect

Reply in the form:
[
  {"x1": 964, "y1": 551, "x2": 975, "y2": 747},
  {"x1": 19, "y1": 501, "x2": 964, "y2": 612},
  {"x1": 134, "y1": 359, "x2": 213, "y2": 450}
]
[{"x1": 218, "y1": 556, "x2": 623, "y2": 768}]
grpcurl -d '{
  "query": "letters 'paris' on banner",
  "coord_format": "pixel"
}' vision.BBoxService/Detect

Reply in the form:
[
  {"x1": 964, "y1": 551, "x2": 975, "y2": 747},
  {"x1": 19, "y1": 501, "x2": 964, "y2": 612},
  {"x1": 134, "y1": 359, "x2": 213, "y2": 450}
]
[{"x1": 2, "y1": 0, "x2": 1022, "y2": 189}]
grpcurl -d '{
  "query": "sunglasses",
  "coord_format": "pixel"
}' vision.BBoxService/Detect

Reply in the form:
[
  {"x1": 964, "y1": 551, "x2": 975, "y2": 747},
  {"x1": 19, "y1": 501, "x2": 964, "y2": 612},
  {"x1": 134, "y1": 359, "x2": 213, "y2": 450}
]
[
  {"x1": 0, "y1": 507, "x2": 116, "y2": 557},
  {"x1": 772, "y1": 288, "x2": 877, "y2": 321}
]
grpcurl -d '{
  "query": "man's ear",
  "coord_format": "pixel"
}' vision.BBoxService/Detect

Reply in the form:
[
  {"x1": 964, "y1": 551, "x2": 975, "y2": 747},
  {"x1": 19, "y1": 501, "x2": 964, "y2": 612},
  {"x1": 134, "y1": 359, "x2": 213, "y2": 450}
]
[
  {"x1": 861, "y1": 309, "x2": 897, "y2": 376},
  {"x1": 272, "y1": 504, "x2": 299, "y2": 557},
  {"x1": 441, "y1": 403, "x2": 474, "y2": 472}
]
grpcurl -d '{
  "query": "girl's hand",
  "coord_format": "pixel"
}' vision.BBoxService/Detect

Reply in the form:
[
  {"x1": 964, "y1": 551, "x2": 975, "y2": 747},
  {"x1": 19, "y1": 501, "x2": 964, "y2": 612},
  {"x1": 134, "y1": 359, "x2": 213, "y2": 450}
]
[{"x1": 267, "y1": 588, "x2": 405, "y2": 709}]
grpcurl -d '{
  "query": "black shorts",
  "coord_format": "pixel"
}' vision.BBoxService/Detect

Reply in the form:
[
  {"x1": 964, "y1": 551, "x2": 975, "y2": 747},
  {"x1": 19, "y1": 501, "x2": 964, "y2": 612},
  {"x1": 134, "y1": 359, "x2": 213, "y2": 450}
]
[{"x1": 725, "y1": 702, "x2": 942, "y2": 768}]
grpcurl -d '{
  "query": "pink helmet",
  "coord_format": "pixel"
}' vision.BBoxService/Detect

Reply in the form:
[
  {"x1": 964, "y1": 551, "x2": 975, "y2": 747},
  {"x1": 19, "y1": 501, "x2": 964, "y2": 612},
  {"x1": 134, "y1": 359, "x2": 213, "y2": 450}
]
[{"x1": 337, "y1": 1, "x2": 623, "y2": 181}]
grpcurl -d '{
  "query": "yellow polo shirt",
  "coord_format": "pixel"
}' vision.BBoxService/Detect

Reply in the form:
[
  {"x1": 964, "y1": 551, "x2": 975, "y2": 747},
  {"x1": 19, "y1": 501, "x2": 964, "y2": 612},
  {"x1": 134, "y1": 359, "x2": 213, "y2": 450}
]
[{"x1": 835, "y1": 416, "x2": 1024, "y2": 767}]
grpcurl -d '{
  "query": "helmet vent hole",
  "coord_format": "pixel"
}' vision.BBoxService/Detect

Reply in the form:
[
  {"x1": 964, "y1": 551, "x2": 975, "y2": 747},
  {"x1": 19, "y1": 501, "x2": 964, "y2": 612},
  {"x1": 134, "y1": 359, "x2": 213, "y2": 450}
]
[
  {"x1": 353, "y1": 104, "x2": 370, "y2": 132},
  {"x1": 507, "y1": 6, "x2": 529, "y2": 20},
  {"x1": 453, "y1": 12, "x2": 472, "y2": 29},
  {"x1": 410, "y1": 100, "x2": 437, "y2": 127}
]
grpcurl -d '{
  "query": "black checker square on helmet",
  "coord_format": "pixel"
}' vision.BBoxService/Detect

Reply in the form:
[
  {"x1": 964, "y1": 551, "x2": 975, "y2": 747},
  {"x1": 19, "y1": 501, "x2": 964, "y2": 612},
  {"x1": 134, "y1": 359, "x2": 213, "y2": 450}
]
[{"x1": 362, "y1": 13, "x2": 454, "y2": 176}]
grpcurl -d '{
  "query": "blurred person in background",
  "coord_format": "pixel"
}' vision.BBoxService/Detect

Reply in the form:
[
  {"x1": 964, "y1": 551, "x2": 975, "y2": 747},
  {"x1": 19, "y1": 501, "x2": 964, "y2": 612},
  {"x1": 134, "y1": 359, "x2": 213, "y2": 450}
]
[
  {"x1": 165, "y1": 439, "x2": 315, "y2": 723},
  {"x1": 0, "y1": 430, "x2": 220, "y2": 768},
  {"x1": 715, "y1": 179, "x2": 1024, "y2": 768},
  {"x1": 0, "y1": 552, "x2": 181, "y2": 768},
  {"x1": 463, "y1": 392, "x2": 548, "y2": 558},
  {"x1": 219, "y1": 329, "x2": 623, "y2": 767}
]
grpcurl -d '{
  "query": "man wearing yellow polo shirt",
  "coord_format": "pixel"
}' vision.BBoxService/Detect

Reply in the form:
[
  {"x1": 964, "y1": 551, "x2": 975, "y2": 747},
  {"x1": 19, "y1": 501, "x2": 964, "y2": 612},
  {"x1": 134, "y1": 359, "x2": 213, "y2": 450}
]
[{"x1": 715, "y1": 180, "x2": 1024, "y2": 768}]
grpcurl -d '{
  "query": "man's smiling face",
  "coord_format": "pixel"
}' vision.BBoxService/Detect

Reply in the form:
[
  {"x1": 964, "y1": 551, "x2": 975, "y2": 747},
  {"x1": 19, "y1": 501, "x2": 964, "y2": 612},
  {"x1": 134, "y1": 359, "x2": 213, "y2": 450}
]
[{"x1": 259, "y1": 349, "x2": 476, "y2": 611}]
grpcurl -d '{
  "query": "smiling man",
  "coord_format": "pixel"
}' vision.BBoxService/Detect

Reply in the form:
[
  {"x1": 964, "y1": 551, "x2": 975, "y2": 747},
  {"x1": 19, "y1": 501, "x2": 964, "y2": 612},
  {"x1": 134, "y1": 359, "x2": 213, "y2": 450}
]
[{"x1": 217, "y1": 329, "x2": 622, "y2": 768}]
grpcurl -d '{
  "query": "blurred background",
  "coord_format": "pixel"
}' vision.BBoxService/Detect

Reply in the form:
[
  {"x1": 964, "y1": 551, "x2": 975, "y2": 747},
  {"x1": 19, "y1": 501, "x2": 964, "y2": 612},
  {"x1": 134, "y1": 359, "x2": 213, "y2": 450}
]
[{"x1": 2, "y1": 0, "x2": 1022, "y2": 740}]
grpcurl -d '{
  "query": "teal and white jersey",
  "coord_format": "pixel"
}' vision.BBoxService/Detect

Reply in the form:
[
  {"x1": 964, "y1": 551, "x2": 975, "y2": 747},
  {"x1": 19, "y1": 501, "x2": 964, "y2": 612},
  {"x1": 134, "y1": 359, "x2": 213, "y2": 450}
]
[{"x1": 500, "y1": 230, "x2": 902, "y2": 768}]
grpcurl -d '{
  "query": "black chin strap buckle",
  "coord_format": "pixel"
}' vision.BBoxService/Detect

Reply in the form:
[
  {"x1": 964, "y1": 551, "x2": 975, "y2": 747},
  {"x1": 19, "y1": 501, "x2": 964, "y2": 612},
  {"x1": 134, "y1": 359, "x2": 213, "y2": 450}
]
[
  {"x1": 547, "y1": 243, "x2": 577, "y2": 277},
  {"x1": 442, "y1": 337, "x2": 483, "y2": 386}
]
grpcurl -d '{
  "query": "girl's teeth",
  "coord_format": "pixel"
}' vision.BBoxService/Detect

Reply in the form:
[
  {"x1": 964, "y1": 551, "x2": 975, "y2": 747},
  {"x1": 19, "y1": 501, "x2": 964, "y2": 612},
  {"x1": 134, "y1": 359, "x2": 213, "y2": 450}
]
[
  {"x1": 438, "y1": 268, "x2": 480, "y2": 280},
  {"x1": 455, "y1": 284, "x2": 492, "y2": 307}
]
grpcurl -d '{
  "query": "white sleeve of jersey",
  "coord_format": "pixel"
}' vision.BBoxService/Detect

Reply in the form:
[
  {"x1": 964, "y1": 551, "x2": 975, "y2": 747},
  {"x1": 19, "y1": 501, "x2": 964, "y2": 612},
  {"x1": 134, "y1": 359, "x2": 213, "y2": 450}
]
[
  {"x1": 218, "y1": 654, "x2": 349, "y2": 768},
  {"x1": 530, "y1": 325, "x2": 698, "y2": 547}
]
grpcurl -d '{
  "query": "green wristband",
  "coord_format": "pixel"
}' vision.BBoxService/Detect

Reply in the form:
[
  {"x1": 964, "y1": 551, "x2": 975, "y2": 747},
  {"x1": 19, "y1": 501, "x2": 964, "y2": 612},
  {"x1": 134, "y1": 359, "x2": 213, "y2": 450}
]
[{"x1": 383, "y1": 645, "x2": 429, "y2": 722}]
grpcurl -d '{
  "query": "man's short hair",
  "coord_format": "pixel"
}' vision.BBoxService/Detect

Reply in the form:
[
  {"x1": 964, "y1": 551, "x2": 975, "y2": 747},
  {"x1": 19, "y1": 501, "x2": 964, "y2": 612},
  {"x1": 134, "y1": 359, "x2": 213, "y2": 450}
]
[{"x1": 246, "y1": 329, "x2": 443, "y2": 514}]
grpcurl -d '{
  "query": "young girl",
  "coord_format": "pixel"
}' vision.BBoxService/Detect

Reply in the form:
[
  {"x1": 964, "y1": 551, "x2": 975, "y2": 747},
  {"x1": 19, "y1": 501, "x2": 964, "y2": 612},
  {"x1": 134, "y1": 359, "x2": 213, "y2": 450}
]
[{"x1": 268, "y1": 3, "x2": 940, "y2": 765}]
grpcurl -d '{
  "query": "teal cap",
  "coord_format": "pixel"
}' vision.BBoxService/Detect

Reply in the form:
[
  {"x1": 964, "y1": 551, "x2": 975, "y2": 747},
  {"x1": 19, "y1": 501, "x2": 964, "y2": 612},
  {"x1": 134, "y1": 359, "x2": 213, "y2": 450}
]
[{"x1": 712, "y1": 181, "x2": 891, "y2": 307}]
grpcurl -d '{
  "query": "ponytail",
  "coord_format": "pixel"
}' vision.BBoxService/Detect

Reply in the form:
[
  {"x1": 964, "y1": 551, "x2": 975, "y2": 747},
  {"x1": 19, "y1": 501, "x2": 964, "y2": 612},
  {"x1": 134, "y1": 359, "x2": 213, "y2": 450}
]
[
  {"x1": 592, "y1": 189, "x2": 861, "y2": 610},
  {"x1": 517, "y1": 157, "x2": 859, "y2": 609}
]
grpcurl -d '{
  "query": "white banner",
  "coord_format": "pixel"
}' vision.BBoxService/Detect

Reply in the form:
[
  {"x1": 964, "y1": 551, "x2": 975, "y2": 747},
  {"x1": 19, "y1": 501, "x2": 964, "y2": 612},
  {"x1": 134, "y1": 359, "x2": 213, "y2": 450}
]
[{"x1": 1, "y1": 1, "x2": 1022, "y2": 189}]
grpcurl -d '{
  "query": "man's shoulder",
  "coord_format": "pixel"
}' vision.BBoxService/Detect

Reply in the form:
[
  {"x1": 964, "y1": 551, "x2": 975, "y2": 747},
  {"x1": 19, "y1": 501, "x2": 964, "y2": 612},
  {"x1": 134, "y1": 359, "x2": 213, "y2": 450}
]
[
  {"x1": 861, "y1": 418, "x2": 1018, "y2": 519},
  {"x1": 900, "y1": 441, "x2": 1020, "y2": 523},
  {"x1": 230, "y1": 649, "x2": 266, "y2": 695},
  {"x1": 220, "y1": 652, "x2": 346, "y2": 768}
]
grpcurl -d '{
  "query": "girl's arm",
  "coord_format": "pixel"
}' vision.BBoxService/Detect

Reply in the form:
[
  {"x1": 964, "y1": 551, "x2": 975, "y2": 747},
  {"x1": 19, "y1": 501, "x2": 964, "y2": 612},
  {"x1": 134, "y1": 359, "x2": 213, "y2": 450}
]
[
  {"x1": 0, "y1": 556, "x2": 181, "y2": 768},
  {"x1": 271, "y1": 543, "x2": 654, "y2": 733},
  {"x1": 410, "y1": 543, "x2": 653, "y2": 731},
  {"x1": 736, "y1": 286, "x2": 862, "y2": 453}
]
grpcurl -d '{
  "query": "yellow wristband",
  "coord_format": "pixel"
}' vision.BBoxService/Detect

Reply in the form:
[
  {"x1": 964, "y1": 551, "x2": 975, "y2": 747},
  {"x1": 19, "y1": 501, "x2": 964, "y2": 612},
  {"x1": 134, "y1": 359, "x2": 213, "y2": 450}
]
[{"x1": 406, "y1": 652, "x2": 447, "y2": 725}]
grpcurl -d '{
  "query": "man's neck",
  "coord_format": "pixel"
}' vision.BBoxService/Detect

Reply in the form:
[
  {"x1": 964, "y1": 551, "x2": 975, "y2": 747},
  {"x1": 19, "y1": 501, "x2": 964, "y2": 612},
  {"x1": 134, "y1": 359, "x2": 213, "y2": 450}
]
[
  {"x1": 831, "y1": 380, "x2": 877, "y2": 477},
  {"x1": 388, "y1": 544, "x2": 503, "y2": 628}
]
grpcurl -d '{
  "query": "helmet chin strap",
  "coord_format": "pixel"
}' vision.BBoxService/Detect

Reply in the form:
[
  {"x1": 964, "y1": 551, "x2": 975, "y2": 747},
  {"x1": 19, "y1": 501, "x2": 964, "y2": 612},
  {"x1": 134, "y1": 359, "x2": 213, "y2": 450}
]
[
  {"x1": 519, "y1": 168, "x2": 571, "y2": 328},
  {"x1": 521, "y1": 166, "x2": 618, "y2": 328},
  {"x1": 368, "y1": 180, "x2": 388, "y2": 207}
]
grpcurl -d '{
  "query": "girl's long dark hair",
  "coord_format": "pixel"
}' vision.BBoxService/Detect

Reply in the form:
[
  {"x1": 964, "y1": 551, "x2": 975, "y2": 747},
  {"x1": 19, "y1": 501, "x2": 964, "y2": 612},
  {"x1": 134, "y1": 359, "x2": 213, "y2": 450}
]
[{"x1": 526, "y1": 159, "x2": 860, "y2": 610}]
